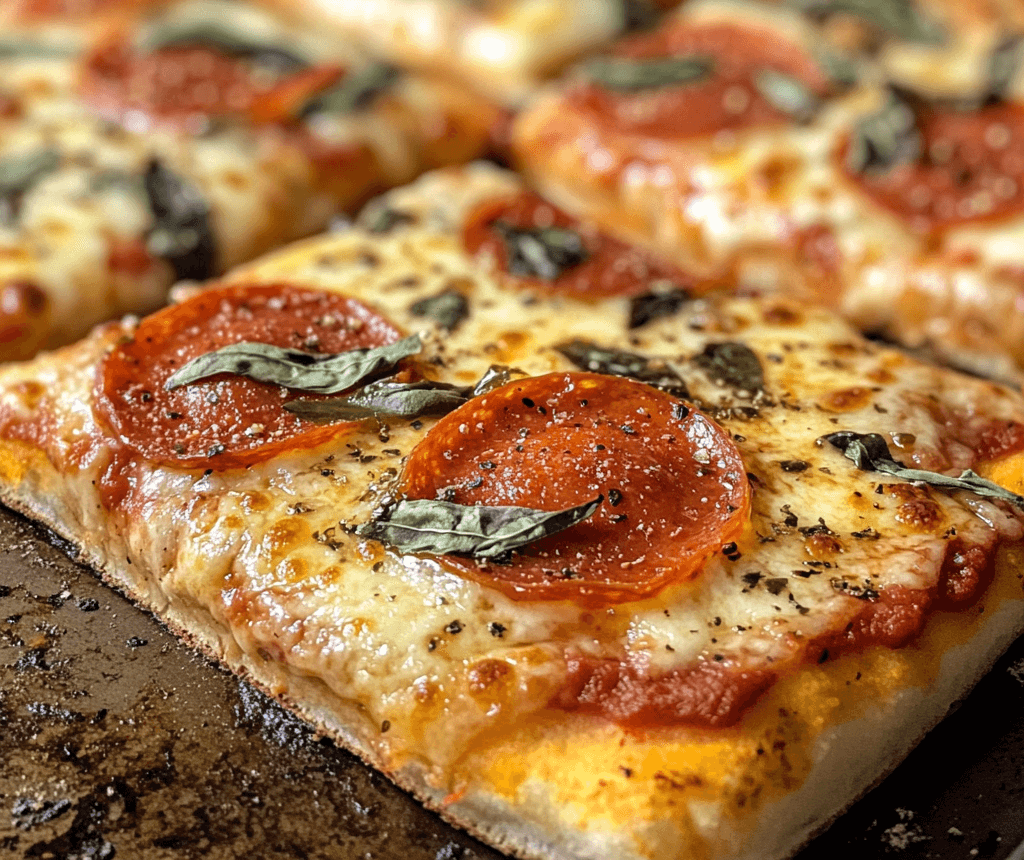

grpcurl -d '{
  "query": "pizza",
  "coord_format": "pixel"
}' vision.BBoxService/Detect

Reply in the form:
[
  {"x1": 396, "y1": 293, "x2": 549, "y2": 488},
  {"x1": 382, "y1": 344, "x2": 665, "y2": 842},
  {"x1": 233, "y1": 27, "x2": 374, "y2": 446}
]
[
  {"x1": 300, "y1": 0, "x2": 682, "y2": 106},
  {"x1": 0, "y1": 0, "x2": 497, "y2": 359},
  {"x1": 510, "y1": 0, "x2": 1024, "y2": 382},
  {"x1": 1, "y1": 162, "x2": 1023, "y2": 860}
]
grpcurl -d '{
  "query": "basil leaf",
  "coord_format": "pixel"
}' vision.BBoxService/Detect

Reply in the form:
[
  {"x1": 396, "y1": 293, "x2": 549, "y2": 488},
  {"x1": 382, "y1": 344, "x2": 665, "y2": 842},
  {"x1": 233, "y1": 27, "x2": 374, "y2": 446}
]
[
  {"x1": 139, "y1": 21, "x2": 307, "y2": 73},
  {"x1": 0, "y1": 39, "x2": 75, "y2": 60},
  {"x1": 789, "y1": 0, "x2": 944, "y2": 44},
  {"x1": 492, "y1": 221, "x2": 589, "y2": 281},
  {"x1": 409, "y1": 289, "x2": 469, "y2": 331},
  {"x1": 845, "y1": 87, "x2": 922, "y2": 175},
  {"x1": 823, "y1": 431, "x2": 1024, "y2": 509},
  {"x1": 585, "y1": 54, "x2": 714, "y2": 92},
  {"x1": 285, "y1": 378, "x2": 468, "y2": 422},
  {"x1": 355, "y1": 495, "x2": 603, "y2": 559},
  {"x1": 556, "y1": 340, "x2": 689, "y2": 398},
  {"x1": 0, "y1": 147, "x2": 60, "y2": 207},
  {"x1": 144, "y1": 159, "x2": 217, "y2": 281},
  {"x1": 363, "y1": 205, "x2": 416, "y2": 234},
  {"x1": 693, "y1": 342, "x2": 765, "y2": 396},
  {"x1": 753, "y1": 69, "x2": 821, "y2": 122},
  {"x1": 165, "y1": 334, "x2": 422, "y2": 394},
  {"x1": 472, "y1": 365, "x2": 519, "y2": 396},
  {"x1": 986, "y1": 37, "x2": 1024, "y2": 105},
  {"x1": 628, "y1": 286, "x2": 690, "y2": 329},
  {"x1": 301, "y1": 63, "x2": 399, "y2": 116}
]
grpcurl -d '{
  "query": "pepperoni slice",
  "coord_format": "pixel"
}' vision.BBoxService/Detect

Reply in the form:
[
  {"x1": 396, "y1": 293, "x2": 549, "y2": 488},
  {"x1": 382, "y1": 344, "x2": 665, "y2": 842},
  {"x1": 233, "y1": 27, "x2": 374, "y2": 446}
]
[
  {"x1": 462, "y1": 191, "x2": 695, "y2": 299},
  {"x1": 80, "y1": 37, "x2": 344, "y2": 131},
  {"x1": 569, "y1": 21, "x2": 831, "y2": 139},
  {"x1": 843, "y1": 102, "x2": 1024, "y2": 232},
  {"x1": 95, "y1": 283, "x2": 403, "y2": 470},
  {"x1": 399, "y1": 372, "x2": 750, "y2": 605}
]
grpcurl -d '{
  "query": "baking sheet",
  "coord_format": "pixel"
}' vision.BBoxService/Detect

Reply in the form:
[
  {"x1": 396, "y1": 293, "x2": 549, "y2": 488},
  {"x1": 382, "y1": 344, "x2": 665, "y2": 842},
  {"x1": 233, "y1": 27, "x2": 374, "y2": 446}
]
[{"x1": 0, "y1": 503, "x2": 1021, "y2": 860}]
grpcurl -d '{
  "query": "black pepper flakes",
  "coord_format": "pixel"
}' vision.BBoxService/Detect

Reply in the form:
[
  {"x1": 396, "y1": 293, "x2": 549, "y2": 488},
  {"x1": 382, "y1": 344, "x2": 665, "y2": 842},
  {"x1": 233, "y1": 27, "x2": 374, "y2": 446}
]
[
  {"x1": 445, "y1": 620, "x2": 463, "y2": 634},
  {"x1": 488, "y1": 622, "x2": 506, "y2": 638}
]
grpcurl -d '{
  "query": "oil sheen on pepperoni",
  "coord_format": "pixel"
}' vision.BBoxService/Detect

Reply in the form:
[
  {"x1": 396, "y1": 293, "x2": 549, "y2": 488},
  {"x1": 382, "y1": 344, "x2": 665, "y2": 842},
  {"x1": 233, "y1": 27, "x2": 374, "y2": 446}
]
[
  {"x1": 844, "y1": 103, "x2": 1024, "y2": 232},
  {"x1": 462, "y1": 191, "x2": 695, "y2": 298},
  {"x1": 400, "y1": 372, "x2": 750, "y2": 605},
  {"x1": 81, "y1": 39, "x2": 343, "y2": 129},
  {"x1": 570, "y1": 21, "x2": 830, "y2": 139},
  {"x1": 96, "y1": 283, "x2": 402, "y2": 470}
]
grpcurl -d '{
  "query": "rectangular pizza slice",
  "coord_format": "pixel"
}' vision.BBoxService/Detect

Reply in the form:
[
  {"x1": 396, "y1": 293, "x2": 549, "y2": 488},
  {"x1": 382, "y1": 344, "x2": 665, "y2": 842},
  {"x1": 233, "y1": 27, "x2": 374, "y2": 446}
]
[
  {"x1": 0, "y1": 162, "x2": 1023, "y2": 860},
  {"x1": 511, "y1": 0, "x2": 1024, "y2": 383},
  {"x1": 300, "y1": 0, "x2": 681, "y2": 106},
  {"x1": 0, "y1": 0, "x2": 498, "y2": 359}
]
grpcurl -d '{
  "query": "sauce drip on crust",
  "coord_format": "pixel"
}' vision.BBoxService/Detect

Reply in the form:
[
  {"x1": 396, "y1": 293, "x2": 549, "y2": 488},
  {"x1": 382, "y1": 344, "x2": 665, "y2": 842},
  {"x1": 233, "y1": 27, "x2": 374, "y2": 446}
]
[
  {"x1": 400, "y1": 372, "x2": 750, "y2": 605},
  {"x1": 462, "y1": 191, "x2": 695, "y2": 298},
  {"x1": 569, "y1": 21, "x2": 831, "y2": 139},
  {"x1": 95, "y1": 283, "x2": 402, "y2": 470}
]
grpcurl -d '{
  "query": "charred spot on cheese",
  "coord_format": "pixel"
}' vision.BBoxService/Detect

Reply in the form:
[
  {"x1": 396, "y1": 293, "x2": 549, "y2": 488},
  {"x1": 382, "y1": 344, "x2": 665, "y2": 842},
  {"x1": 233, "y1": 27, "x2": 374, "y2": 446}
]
[
  {"x1": 569, "y1": 19, "x2": 833, "y2": 139},
  {"x1": 409, "y1": 289, "x2": 470, "y2": 331},
  {"x1": 0, "y1": 146, "x2": 60, "y2": 224},
  {"x1": 463, "y1": 191, "x2": 692, "y2": 298},
  {"x1": 96, "y1": 283, "x2": 404, "y2": 473},
  {"x1": 143, "y1": 160, "x2": 216, "y2": 282},
  {"x1": 692, "y1": 342, "x2": 765, "y2": 397},
  {"x1": 395, "y1": 372, "x2": 750, "y2": 605},
  {"x1": 555, "y1": 340, "x2": 689, "y2": 398}
]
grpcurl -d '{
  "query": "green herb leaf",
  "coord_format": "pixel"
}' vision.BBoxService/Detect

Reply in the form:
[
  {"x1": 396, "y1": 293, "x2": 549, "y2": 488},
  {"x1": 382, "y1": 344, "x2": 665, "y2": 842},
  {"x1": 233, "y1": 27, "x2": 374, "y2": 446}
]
[
  {"x1": 986, "y1": 36, "x2": 1024, "y2": 105},
  {"x1": 556, "y1": 340, "x2": 689, "y2": 398},
  {"x1": 693, "y1": 342, "x2": 765, "y2": 396},
  {"x1": 144, "y1": 159, "x2": 217, "y2": 281},
  {"x1": 585, "y1": 54, "x2": 714, "y2": 92},
  {"x1": 753, "y1": 69, "x2": 821, "y2": 122},
  {"x1": 165, "y1": 334, "x2": 422, "y2": 394},
  {"x1": 409, "y1": 289, "x2": 469, "y2": 331},
  {"x1": 285, "y1": 378, "x2": 467, "y2": 422},
  {"x1": 139, "y1": 20, "x2": 307, "y2": 73},
  {"x1": 301, "y1": 63, "x2": 399, "y2": 116},
  {"x1": 362, "y1": 205, "x2": 416, "y2": 234},
  {"x1": 789, "y1": 0, "x2": 945, "y2": 44},
  {"x1": 628, "y1": 286, "x2": 690, "y2": 329},
  {"x1": 0, "y1": 146, "x2": 60, "y2": 204},
  {"x1": 845, "y1": 86, "x2": 922, "y2": 175},
  {"x1": 355, "y1": 495, "x2": 603, "y2": 559},
  {"x1": 0, "y1": 39, "x2": 75, "y2": 60},
  {"x1": 492, "y1": 221, "x2": 589, "y2": 281},
  {"x1": 823, "y1": 431, "x2": 1024, "y2": 509}
]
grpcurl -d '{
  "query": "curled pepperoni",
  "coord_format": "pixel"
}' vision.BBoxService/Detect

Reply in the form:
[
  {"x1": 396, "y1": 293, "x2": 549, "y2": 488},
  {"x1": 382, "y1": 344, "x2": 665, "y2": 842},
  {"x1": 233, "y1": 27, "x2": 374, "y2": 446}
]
[
  {"x1": 462, "y1": 191, "x2": 695, "y2": 299},
  {"x1": 95, "y1": 283, "x2": 402, "y2": 470},
  {"x1": 570, "y1": 21, "x2": 831, "y2": 139},
  {"x1": 80, "y1": 37, "x2": 344, "y2": 131},
  {"x1": 400, "y1": 372, "x2": 750, "y2": 605},
  {"x1": 844, "y1": 103, "x2": 1024, "y2": 232}
]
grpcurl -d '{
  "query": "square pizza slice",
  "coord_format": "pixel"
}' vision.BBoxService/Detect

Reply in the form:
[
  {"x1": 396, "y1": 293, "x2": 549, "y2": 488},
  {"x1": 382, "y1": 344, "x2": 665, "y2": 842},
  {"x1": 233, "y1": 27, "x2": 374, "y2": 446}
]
[
  {"x1": 0, "y1": 0, "x2": 498, "y2": 359},
  {"x1": 0, "y1": 162, "x2": 1023, "y2": 860},
  {"x1": 511, "y1": 0, "x2": 1024, "y2": 382}
]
